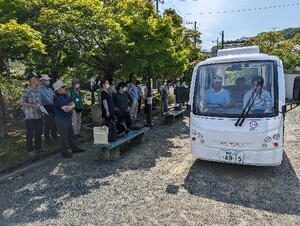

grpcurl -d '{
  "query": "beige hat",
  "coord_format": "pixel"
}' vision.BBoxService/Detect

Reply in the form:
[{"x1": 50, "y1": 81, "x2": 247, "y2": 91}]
[
  {"x1": 39, "y1": 74, "x2": 51, "y2": 81},
  {"x1": 53, "y1": 80, "x2": 66, "y2": 91}
]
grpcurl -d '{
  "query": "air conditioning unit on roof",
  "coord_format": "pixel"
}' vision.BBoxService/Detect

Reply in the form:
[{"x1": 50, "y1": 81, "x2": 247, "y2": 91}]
[{"x1": 217, "y1": 46, "x2": 260, "y2": 57}]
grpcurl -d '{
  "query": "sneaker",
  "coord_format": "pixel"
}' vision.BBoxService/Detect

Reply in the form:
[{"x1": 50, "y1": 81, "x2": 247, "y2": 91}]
[
  {"x1": 72, "y1": 148, "x2": 85, "y2": 153},
  {"x1": 61, "y1": 152, "x2": 73, "y2": 158}
]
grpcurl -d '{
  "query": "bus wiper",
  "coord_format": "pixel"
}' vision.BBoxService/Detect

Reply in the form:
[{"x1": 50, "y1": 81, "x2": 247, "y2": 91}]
[{"x1": 235, "y1": 89, "x2": 260, "y2": 127}]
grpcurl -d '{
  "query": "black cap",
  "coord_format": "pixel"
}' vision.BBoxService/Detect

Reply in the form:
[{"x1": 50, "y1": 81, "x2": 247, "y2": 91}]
[{"x1": 26, "y1": 71, "x2": 39, "y2": 80}]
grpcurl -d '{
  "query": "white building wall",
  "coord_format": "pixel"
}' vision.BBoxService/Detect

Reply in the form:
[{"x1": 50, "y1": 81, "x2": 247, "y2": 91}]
[{"x1": 284, "y1": 73, "x2": 300, "y2": 99}]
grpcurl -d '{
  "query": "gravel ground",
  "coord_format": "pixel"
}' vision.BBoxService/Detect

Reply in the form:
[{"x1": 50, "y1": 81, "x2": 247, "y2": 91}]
[{"x1": 0, "y1": 109, "x2": 299, "y2": 226}]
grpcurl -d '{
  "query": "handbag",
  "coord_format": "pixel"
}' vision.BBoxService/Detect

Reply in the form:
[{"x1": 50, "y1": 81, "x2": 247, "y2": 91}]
[{"x1": 93, "y1": 126, "x2": 108, "y2": 144}]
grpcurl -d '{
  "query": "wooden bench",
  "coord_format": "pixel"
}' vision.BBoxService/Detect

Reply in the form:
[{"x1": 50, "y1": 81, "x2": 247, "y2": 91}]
[
  {"x1": 165, "y1": 108, "x2": 186, "y2": 124},
  {"x1": 92, "y1": 126, "x2": 150, "y2": 160}
]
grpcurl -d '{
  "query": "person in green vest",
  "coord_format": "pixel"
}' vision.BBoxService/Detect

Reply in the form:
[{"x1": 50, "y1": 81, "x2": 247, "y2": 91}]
[{"x1": 68, "y1": 78, "x2": 84, "y2": 137}]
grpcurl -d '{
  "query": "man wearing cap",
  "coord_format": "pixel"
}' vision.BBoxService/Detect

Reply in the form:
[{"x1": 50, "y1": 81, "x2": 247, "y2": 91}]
[
  {"x1": 204, "y1": 76, "x2": 231, "y2": 111},
  {"x1": 19, "y1": 72, "x2": 44, "y2": 156},
  {"x1": 53, "y1": 80, "x2": 85, "y2": 158},
  {"x1": 38, "y1": 74, "x2": 57, "y2": 143},
  {"x1": 68, "y1": 78, "x2": 84, "y2": 137}
]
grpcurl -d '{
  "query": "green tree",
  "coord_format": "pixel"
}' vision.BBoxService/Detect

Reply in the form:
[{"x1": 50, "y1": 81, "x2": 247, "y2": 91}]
[
  {"x1": 0, "y1": 19, "x2": 45, "y2": 138},
  {"x1": 244, "y1": 31, "x2": 300, "y2": 71}
]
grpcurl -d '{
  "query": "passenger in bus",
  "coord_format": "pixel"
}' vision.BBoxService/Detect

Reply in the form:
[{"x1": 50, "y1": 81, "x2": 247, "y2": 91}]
[
  {"x1": 231, "y1": 77, "x2": 248, "y2": 108},
  {"x1": 243, "y1": 76, "x2": 272, "y2": 114},
  {"x1": 203, "y1": 76, "x2": 231, "y2": 111}
]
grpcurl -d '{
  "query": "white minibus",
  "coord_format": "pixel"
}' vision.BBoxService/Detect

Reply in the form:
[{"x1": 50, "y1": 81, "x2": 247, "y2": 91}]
[{"x1": 188, "y1": 46, "x2": 288, "y2": 166}]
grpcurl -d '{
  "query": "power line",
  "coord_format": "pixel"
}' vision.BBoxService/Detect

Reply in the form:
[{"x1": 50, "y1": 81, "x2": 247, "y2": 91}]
[{"x1": 183, "y1": 3, "x2": 300, "y2": 15}]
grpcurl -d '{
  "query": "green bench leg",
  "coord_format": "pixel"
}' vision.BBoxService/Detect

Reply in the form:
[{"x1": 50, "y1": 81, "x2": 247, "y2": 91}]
[{"x1": 97, "y1": 147, "x2": 121, "y2": 160}]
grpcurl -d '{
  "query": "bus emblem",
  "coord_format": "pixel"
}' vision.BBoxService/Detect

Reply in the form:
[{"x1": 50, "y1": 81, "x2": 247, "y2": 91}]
[{"x1": 249, "y1": 120, "x2": 258, "y2": 130}]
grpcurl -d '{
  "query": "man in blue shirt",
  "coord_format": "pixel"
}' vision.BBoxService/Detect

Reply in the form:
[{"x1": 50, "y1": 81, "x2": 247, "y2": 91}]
[
  {"x1": 39, "y1": 74, "x2": 57, "y2": 143},
  {"x1": 204, "y1": 76, "x2": 231, "y2": 111},
  {"x1": 53, "y1": 80, "x2": 85, "y2": 158}
]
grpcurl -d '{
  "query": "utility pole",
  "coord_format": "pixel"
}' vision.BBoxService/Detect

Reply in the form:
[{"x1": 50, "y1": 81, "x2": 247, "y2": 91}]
[
  {"x1": 153, "y1": 0, "x2": 164, "y2": 13},
  {"x1": 194, "y1": 21, "x2": 197, "y2": 45},
  {"x1": 221, "y1": 30, "x2": 224, "y2": 49}
]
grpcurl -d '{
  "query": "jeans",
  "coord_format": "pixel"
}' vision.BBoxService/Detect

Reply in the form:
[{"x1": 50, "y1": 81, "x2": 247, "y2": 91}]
[
  {"x1": 56, "y1": 122, "x2": 78, "y2": 154},
  {"x1": 25, "y1": 118, "x2": 43, "y2": 152}
]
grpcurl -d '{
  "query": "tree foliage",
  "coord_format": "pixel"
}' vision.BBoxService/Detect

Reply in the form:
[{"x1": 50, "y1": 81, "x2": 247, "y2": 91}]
[{"x1": 244, "y1": 31, "x2": 300, "y2": 71}]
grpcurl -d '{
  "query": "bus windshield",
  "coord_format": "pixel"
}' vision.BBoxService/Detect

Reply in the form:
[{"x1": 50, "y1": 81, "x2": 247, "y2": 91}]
[{"x1": 193, "y1": 61, "x2": 278, "y2": 117}]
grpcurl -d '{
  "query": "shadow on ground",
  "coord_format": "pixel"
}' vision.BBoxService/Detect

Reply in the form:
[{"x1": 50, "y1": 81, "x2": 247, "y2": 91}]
[
  {"x1": 0, "y1": 116, "x2": 188, "y2": 225},
  {"x1": 184, "y1": 152, "x2": 300, "y2": 215}
]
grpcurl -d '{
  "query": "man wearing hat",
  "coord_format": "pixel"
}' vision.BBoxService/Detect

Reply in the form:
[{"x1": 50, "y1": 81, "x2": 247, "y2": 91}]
[
  {"x1": 68, "y1": 78, "x2": 84, "y2": 137},
  {"x1": 53, "y1": 80, "x2": 85, "y2": 158},
  {"x1": 204, "y1": 75, "x2": 231, "y2": 111},
  {"x1": 19, "y1": 72, "x2": 44, "y2": 156},
  {"x1": 38, "y1": 74, "x2": 57, "y2": 143}
]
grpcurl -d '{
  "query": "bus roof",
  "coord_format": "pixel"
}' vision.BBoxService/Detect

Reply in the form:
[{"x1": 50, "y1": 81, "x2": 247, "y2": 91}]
[{"x1": 197, "y1": 46, "x2": 281, "y2": 67}]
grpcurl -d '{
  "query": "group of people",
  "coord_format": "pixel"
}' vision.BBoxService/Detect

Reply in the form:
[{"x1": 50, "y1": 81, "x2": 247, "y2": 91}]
[
  {"x1": 160, "y1": 78, "x2": 187, "y2": 113},
  {"x1": 19, "y1": 72, "x2": 85, "y2": 158},
  {"x1": 99, "y1": 76, "x2": 143, "y2": 128},
  {"x1": 203, "y1": 75, "x2": 272, "y2": 114}
]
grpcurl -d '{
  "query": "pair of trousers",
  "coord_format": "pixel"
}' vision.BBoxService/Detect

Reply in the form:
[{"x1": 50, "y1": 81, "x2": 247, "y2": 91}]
[
  {"x1": 43, "y1": 114, "x2": 57, "y2": 140},
  {"x1": 72, "y1": 110, "x2": 82, "y2": 135},
  {"x1": 25, "y1": 118, "x2": 43, "y2": 152},
  {"x1": 56, "y1": 122, "x2": 78, "y2": 154},
  {"x1": 130, "y1": 100, "x2": 138, "y2": 118},
  {"x1": 116, "y1": 111, "x2": 131, "y2": 128},
  {"x1": 137, "y1": 98, "x2": 142, "y2": 114},
  {"x1": 162, "y1": 99, "x2": 169, "y2": 112}
]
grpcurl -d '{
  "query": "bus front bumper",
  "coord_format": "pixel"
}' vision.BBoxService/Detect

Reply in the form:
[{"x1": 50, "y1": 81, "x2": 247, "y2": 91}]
[{"x1": 191, "y1": 144, "x2": 283, "y2": 166}]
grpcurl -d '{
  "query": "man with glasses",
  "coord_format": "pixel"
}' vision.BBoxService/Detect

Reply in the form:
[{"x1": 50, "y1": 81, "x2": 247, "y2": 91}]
[{"x1": 53, "y1": 80, "x2": 85, "y2": 158}]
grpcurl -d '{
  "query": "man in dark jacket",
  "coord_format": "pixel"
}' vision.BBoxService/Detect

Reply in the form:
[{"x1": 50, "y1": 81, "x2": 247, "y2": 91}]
[{"x1": 53, "y1": 80, "x2": 85, "y2": 158}]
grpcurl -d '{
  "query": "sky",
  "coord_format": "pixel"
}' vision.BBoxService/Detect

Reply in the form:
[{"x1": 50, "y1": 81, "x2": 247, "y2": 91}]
[{"x1": 159, "y1": 0, "x2": 300, "y2": 51}]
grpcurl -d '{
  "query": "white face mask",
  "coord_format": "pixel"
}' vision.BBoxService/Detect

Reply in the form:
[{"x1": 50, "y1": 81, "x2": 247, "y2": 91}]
[
  {"x1": 123, "y1": 87, "x2": 127, "y2": 92},
  {"x1": 74, "y1": 84, "x2": 80, "y2": 89},
  {"x1": 105, "y1": 84, "x2": 110, "y2": 89},
  {"x1": 44, "y1": 81, "x2": 50, "y2": 86}
]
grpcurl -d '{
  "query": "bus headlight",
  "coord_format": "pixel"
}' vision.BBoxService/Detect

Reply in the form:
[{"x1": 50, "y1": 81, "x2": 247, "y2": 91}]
[
  {"x1": 264, "y1": 136, "x2": 272, "y2": 143},
  {"x1": 191, "y1": 129, "x2": 197, "y2": 135},
  {"x1": 273, "y1": 134, "x2": 280, "y2": 140}
]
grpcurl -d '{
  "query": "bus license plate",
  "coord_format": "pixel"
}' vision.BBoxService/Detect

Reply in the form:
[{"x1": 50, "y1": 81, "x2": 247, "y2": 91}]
[{"x1": 220, "y1": 150, "x2": 243, "y2": 164}]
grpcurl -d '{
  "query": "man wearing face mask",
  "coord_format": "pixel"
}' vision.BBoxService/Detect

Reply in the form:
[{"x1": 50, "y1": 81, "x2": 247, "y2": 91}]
[
  {"x1": 113, "y1": 82, "x2": 132, "y2": 127},
  {"x1": 38, "y1": 74, "x2": 57, "y2": 143},
  {"x1": 68, "y1": 78, "x2": 84, "y2": 137}
]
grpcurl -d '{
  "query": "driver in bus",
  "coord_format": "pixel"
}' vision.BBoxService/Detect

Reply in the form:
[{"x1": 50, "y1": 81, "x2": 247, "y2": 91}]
[
  {"x1": 203, "y1": 76, "x2": 231, "y2": 111},
  {"x1": 243, "y1": 76, "x2": 272, "y2": 114}
]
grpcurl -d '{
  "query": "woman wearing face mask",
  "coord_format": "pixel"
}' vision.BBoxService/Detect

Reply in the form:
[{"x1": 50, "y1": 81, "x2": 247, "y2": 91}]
[
  {"x1": 68, "y1": 78, "x2": 84, "y2": 137},
  {"x1": 100, "y1": 79, "x2": 114, "y2": 122},
  {"x1": 113, "y1": 82, "x2": 132, "y2": 127},
  {"x1": 38, "y1": 74, "x2": 58, "y2": 143}
]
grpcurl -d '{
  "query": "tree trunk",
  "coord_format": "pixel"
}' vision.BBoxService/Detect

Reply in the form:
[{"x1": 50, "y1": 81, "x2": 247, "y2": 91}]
[{"x1": 0, "y1": 88, "x2": 6, "y2": 138}]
